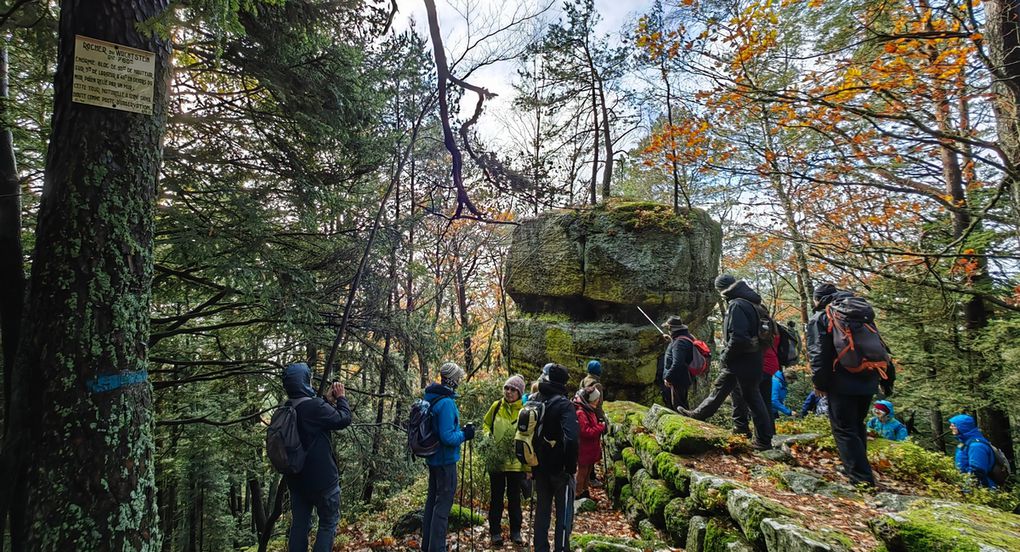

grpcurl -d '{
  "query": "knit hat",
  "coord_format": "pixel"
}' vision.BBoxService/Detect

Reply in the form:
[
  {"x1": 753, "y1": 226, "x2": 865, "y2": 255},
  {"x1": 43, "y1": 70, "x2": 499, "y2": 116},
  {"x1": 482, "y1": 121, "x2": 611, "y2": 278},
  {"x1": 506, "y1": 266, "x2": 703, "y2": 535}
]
[
  {"x1": 714, "y1": 274, "x2": 737, "y2": 291},
  {"x1": 873, "y1": 402, "x2": 891, "y2": 415},
  {"x1": 504, "y1": 374, "x2": 526, "y2": 396},
  {"x1": 542, "y1": 363, "x2": 569, "y2": 385},
  {"x1": 664, "y1": 315, "x2": 685, "y2": 330},
  {"x1": 813, "y1": 283, "x2": 838, "y2": 301},
  {"x1": 586, "y1": 360, "x2": 602, "y2": 376},
  {"x1": 587, "y1": 387, "x2": 602, "y2": 404},
  {"x1": 439, "y1": 361, "x2": 465, "y2": 388}
]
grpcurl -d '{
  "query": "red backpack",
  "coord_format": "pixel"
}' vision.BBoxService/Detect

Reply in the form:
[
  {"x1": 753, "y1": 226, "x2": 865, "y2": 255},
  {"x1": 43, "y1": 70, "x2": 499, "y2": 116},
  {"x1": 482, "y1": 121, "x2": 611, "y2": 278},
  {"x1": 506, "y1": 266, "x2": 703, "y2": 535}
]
[{"x1": 676, "y1": 336, "x2": 712, "y2": 377}]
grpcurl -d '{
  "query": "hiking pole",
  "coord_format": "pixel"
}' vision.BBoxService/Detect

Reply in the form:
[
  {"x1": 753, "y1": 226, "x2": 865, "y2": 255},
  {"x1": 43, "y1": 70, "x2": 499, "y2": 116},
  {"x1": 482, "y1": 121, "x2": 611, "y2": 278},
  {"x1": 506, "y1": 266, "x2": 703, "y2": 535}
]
[
  {"x1": 637, "y1": 306, "x2": 668, "y2": 339},
  {"x1": 468, "y1": 439, "x2": 475, "y2": 552},
  {"x1": 457, "y1": 452, "x2": 465, "y2": 552}
]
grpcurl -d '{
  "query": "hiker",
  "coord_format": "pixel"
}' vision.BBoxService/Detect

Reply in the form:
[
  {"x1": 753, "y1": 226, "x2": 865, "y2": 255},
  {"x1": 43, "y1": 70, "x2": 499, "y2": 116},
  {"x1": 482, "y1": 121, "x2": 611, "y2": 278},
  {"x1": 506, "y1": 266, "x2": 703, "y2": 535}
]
[
  {"x1": 530, "y1": 363, "x2": 580, "y2": 552},
  {"x1": 950, "y1": 414, "x2": 998, "y2": 488},
  {"x1": 734, "y1": 329, "x2": 781, "y2": 436},
  {"x1": 482, "y1": 374, "x2": 528, "y2": 546},
  {"x1": 421, "y1": 362, "x2": 476, "y2": 552},
  {"x1": 574, "y1": 385, "x2": 606, "y2": 500},
  {"x1": 771, "y1": 368, "x2": 796, "y2": 419},
  {"x1": 678, "y1": 275, "x2": 775, "y2": 451},
  {"x1": 866, "y1": 400, "x2": 908, "y2": 441},
  {"x1": 662, "y1": 315, "x2": 694, "y2": 410},
  {"x1": 800, "y1": 390, "x2": 829, "y2": 417},
  {"x1": 808, "y1": 283, "x2": 894, "y2": 487},
  {"x1": 281, "y1": 362, "x2": 352, "y2": 552},
  {"x1": 580, "y1": 359, "x2": 607, "y2": 424},
  {"x1": 786, "y1": 320, "x2": 802, "y2": 357}
]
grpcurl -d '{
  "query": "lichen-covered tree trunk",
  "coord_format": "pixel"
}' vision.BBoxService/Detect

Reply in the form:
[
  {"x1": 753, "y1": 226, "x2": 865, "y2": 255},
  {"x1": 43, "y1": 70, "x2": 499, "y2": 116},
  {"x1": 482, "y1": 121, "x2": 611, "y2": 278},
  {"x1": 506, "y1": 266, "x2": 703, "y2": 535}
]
[{"x1": 5, "y1": 0, "x2": 171, "y2": 549}]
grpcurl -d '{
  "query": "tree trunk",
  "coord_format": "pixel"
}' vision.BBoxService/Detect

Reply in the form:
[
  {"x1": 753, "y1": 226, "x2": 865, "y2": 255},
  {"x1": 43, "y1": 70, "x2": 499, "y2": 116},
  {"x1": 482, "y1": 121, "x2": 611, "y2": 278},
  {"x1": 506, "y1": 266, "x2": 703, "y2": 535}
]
[
  {"x1": 985, "y1": 0, "x2": 1020, "y2": 229},
  {"x1": 0, "y1": 1, "x2": 171, "y2": 549},
  {"x1": 589, "y1": 77, "x2": 599, "y2": 206},
  {"x1": 0, "y1": 42, "x2": 24, "y2": 431}
]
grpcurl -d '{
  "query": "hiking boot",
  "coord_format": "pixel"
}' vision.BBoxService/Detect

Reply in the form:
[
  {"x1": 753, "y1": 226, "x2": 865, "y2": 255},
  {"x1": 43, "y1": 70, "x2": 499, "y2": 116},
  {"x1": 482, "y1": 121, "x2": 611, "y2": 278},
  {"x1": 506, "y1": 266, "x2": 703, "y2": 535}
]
[
  {"x1": 511, "y1": 531, "x2": 525, "y2": 545},
  {"x1": 676, "y1": 406, "x2": 696, "y2": 418},
  {"x1": 491, "y1": 534, "x2": 504, "y2": 547},
  {"x1": 751, "y1": 441, "x2": 773, "y2": 451}
]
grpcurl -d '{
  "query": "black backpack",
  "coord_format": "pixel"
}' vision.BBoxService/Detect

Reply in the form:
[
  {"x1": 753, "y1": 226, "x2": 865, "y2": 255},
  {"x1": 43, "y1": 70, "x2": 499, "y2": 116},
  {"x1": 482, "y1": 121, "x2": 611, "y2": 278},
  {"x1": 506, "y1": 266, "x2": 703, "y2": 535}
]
[
  {"x1": 751, "y1": 302, "x2": 777, "y2": 352},
  {"x1": 266, "y1": 397, "x2": 312, "y2": 475},
  {"x1": 407, "y1": 395, "x2": 451, "y2": 458},
  {"x1": 776, "y1": 324, "x2": 799, "y2": 366},
  {"x1": 825, "y1": 295, "x2": 891, "y2": 377},
  {"x1": 966, "y1": 437, "x2": 1012, "y2": 487}
]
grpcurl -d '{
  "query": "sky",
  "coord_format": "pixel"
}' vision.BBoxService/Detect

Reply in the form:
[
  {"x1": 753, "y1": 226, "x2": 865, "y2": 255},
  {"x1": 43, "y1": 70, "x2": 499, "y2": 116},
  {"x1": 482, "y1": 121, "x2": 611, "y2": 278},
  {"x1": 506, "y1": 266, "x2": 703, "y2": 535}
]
[{"x1": 390, "y1": 0, "x2": 657, "y2": 148}]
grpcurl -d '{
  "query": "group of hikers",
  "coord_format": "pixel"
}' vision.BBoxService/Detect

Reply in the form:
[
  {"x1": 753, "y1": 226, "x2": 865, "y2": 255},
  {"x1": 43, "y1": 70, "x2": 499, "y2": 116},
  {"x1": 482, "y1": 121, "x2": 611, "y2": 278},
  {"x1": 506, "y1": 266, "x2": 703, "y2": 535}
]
[{"x1": 268, "y1": 274, "x2": 1009, "y2": 552}]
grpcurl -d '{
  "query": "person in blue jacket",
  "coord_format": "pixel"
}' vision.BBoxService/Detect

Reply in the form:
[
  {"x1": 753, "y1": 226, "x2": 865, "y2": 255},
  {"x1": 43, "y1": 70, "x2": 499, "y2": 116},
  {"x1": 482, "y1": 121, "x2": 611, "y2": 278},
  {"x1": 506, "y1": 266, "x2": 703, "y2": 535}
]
[
  {"x1": 281, "y1": 362, "x2": 352, "y2": 552},
  {"x1": 800, "y1": 391, "x2": 829, "y2": 417},
  {"x1": 866, "y1": 400, "x2": 908, "y2": 441},
  {"x1": 950, "y1": 414, "x2": 997, "y2": 488},
  {"x1": 770, "y1": 369, "x2": 794, "y2": 418},
  {"x1": 421, "y1": 362, "x2": 476, "y2": 552}
]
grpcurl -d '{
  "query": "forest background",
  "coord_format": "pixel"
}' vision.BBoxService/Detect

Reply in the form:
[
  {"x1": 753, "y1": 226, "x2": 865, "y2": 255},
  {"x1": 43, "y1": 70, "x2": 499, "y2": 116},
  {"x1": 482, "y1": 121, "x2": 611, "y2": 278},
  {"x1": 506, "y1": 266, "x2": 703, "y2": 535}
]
[{"x1": 1, "y1": 0, "x2": 1020, "y2": 549}]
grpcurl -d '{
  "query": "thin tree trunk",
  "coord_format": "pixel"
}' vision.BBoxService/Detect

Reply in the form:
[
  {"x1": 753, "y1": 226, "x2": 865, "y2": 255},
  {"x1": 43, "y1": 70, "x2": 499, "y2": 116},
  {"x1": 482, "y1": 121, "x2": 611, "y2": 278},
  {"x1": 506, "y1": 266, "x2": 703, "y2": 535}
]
[
  {"x1": 0, "y1": 42, "x2": 24, "y2": 432},
  {"x1": 985, "y1": 0, "x2": 1020, "y2": 230},
  {"x1": 589, "y1": 78, "x2": 599, "y2": 205}
]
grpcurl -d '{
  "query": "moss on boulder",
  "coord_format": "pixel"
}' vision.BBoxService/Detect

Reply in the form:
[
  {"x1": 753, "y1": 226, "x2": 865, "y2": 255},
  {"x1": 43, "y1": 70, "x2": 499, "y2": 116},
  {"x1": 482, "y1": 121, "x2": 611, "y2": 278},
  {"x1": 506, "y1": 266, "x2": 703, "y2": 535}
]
[
  {"x1": 760, "y1": 518, "x2": 853, "y2": 552},
  {"x1": 866, "y1": 438, "x2": 963, "y2": 487},
  {"x1": 687, "y1": 471, "x2": 744, "y2": 514},
  {"x1": 654, "y1": 452, "x2": 693, "y2": 495},
  {"x1": 448, "y1": 504, "x2": 485, "y2": 530},
  {"x1": 570, "y1": 534, "x2": 668, "y2": 552},
  {"x1": 869, "y1": 499, "x2": 1020, "y2": 552},
  {"x1": 633, "y1": 433, "x2": 664, "y2": 476},
  {"x1": 687, "y1": 515, "x2": 709, "y2": 552},
  {"x1": 608, "y1": 460, "x2": 630, "y2": 503},
  {"x1": 664, "y1": 497, "x2": 692, "y2": 546},
  {"x1": 725, "y1": 489, "x2": 796, "y2": 546},
  {"x1": 654, "y1": 413, "x2": 734, "y2": 455},
  {"x1": 622, "y1": 447, "x2": 642, "y2": 474},
  {"x1": 632, "y1": 469, "x2": 675, "y2": 526},
  {"x1": 703, "y1": 517, "x2": 749, "y2": 552},
  {"x1": 605, "y1": 401, "x2": 649, "y2": 442}
]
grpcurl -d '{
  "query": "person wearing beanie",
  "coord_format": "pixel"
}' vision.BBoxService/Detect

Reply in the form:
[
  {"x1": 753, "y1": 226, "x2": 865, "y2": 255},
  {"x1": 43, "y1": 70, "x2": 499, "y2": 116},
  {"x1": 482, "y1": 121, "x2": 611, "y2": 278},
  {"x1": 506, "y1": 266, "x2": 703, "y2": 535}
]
[
  {"x1": 661, "y1": 315, "x2": 694, "y2": 410},
  {"x1": 578, "y1": 359, "x2": 608, "y2": 487},
  {"x1": 573, "y1": 386, "x2": 606, "y2": 500},
  {"x1": 529, "y1": 363, "x2": 579, "y2": 552},
  {"x1": 866, "y1": 400, "x2": 908, "y2": 441},
  {"x1": 421, "y1": 362, "x2": 475, "y2": 552},
  {"x1": 806, "y1": 284, "x2": 895, "y2": 487},
  {"x1": 677, "y1": 277, "x2": 775, "y2": 451},
  {"x1": 482, "y1": 374, "x2": 529, "y2": 545}
]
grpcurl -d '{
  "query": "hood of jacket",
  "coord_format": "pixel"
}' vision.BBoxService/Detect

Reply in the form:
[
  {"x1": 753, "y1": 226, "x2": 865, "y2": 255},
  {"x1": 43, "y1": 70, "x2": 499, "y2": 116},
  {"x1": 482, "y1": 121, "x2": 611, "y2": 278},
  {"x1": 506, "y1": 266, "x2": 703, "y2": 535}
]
[
  {"x1": 722, "y1": 280, "x2": 762, "y2": 304},
  {"x1": 423, "y1": 382, "x2": 456, "y2": 401},
  {"x1": 875, "y1": 400, "x2": 895, "y2": 417},
  {"x1": 950, "y1": 414, "x2": 981, "y2": 443},
  {"x1": 814, "y1": 289, "x2": 855, "y2": 312},
  {"x1": 283, "y1": 363, "x2": 316, "y2": 399},
  {"x1": 538, "y1": 380, "x2": 567, "y2": 398},
  {"x1": 670, "y1": 326, "x2": 691, "y2": 338}
]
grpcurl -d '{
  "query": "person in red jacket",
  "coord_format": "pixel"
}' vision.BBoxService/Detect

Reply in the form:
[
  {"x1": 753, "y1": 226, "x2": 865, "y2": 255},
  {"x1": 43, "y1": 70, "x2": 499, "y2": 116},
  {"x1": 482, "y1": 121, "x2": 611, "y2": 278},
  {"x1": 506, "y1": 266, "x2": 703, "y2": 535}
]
[{"x1": 573, "y1": 386, "x2": 606, "y2": 500}]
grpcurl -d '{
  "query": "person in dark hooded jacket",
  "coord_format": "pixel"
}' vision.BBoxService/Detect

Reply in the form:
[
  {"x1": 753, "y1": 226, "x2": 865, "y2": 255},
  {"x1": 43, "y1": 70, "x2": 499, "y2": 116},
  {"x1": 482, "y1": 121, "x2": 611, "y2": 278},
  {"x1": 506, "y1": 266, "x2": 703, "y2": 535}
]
[
  {"x1": 677, "y1": 275, "x2": 774, "y2": 450},
  {"x1": 662, "y1": 315, "x2": 694, "y2": 410},
  {"x1": 950, "y1": 414, "x2": 998, "y2": 489},
  {"x1": 530, "y1": 363, "x2": 580, "y2": 552},
  {"x1": 281, "y1": 362, "x2": 352, "y2": 552},
  {"x1": 808, "y1": 283, "x2": 895, "y2": 486}
]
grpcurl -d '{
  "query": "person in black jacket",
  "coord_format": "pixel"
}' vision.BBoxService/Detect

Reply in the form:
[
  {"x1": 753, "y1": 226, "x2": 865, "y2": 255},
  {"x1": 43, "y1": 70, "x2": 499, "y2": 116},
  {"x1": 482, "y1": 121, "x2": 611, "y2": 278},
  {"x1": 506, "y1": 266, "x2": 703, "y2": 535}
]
[
  {"x1": 281, "y1": 362, "x2": 353, "y2": 552},
  {"x1": 677, "y1": 275, "x2": 774, "y2": 450},
  {"x1": 530, "y1": 363, "x2": 580, "y2": 552},
  {"x1": 808, "y1": 283, "x2": 895, "y2": 486},
  {"x1": 662, "y1": 315, "x2": 694, "y2": 410}
]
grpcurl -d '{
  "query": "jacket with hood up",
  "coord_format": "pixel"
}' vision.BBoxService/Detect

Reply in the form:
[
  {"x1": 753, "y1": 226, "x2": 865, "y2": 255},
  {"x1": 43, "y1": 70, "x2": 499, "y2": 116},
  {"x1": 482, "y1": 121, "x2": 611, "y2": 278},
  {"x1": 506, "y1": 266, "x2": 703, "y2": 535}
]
[
  {"x1": 423, "y1": 383, "x2": 466, "y2": 467},
  {"x1": 530, "y1": 381, "x2": 579, "y2": 476},
  {"x1": 866, "y1": 400, "x2": 908, "y2": 441},
  {"x1": 771, "y1": 371, "x2": 791, "y2": 417},
  {"x1": 483, "y1": 396, "x2": 528, "y2": 472},
  {"x1": 808, "y1": 289, "x2": 895, "y2": 396},
  {"x1": 663, "y1": 326, "x2": 694, "y2": 387},
  {"x1": 574, "y1": 397, "x2": 605, "y2": 466},
  {"x1": 950, "y1": 414, "x2": 997, "y2": 488},
  {"x1": 282, "y1": 363, "x2": 353, "y2": 497},
  {"x1": 719, "y1": 280, "x2": 765, "y2": 375}
]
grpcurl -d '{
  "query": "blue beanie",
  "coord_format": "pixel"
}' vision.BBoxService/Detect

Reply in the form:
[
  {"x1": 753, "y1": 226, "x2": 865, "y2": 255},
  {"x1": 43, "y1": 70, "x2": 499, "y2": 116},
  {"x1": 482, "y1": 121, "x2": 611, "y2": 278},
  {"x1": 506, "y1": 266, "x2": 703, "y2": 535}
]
[{"x1": 587, "y1": 360, "x2": 602, "y2": 376}]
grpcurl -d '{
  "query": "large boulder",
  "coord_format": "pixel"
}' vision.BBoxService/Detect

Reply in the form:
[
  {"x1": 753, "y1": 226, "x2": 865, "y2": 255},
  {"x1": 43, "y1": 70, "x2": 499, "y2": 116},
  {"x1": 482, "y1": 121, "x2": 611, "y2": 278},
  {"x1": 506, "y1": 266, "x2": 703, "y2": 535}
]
[
  {"x1": 869, "y1": 499, "x2": 1020, "y2": 551},
  {"x1": 725, "y1": 489, "x2": 795, "y2": 546},
  {"x1": 760, "y1": 518, "x2": 852, "y2": 552},
  {"x1": 505, "y1": 202, "x2": 722, "y2": 398}
]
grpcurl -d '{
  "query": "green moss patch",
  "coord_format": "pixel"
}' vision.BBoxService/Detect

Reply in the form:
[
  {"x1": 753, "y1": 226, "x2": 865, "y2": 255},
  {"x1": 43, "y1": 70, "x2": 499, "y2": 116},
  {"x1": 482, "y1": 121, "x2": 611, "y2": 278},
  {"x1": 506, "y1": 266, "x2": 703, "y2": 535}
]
[
  {"x1": 448, "y1": 504, "x2": 485, "y2": 530},
  {"x1": 633, "y1": 433, "x2": 664, "y2": 476},
  {"x1": 654, "y1": 452, "x2": 692, "y2": 495},
  {"x1": 654, "y1": 413, "x2": 733, "y2": 455},
  {"x1": 687, "y1": 471, "x2": 744, "y2": 514},
  {"x1": 869, "y1": 499, "x2": 1020, "y2": 552},
  {"x1": 570, "y1": 533, "x2": 667, "y2": 552},
  {"x1": 621, "y1": 447, "x2": 642, "y2": 474},
  {"x1": 664, "y1": 497, "x2": 692, "y2": 546},
  {"x1": 703, "y1": 517, "x2": 747, "y2": 552},
  {"x1": 725, "y1": 489, "x2": 796, "y2": 545},
  {"x1": 632, "y1": 469, "x2": 676, "y2": 526}
]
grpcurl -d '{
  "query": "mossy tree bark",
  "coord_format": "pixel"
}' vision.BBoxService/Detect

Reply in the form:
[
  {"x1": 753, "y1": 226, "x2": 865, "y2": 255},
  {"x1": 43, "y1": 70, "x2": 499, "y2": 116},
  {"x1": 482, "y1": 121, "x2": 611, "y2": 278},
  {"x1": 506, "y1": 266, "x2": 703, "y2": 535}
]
[{"x1": 1, "y1": 0, "x2": 171, "y2": 549}]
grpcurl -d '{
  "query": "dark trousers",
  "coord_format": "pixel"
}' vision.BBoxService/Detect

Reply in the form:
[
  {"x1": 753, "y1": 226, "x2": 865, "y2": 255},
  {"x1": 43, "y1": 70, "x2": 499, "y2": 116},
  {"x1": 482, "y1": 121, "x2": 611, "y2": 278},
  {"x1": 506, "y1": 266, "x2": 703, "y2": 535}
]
[
  {"x1": 488, "y1": 471, "x2": 525, "y2": 537},
  {"x1": 422, "y1": 464, "x2": 458, "y2": 552},
  {"x1": 688, "y1": 364, "x2": 774, "y2": 448},
  {"x1": 533, "y1": 472, "x2": 575, "y2": 552},
  {"x1": 288, "y1": 484, "x2": 340, "y2": 552},
  {"x1": 665, "y1": 385, "x2": 690, "y2": 410},
  {"x1": 733, "y1": 372, "x2": 774, "y2": 437},
  {"x1": 827, "y1": 393, "x2": 875, "y2": 485}
]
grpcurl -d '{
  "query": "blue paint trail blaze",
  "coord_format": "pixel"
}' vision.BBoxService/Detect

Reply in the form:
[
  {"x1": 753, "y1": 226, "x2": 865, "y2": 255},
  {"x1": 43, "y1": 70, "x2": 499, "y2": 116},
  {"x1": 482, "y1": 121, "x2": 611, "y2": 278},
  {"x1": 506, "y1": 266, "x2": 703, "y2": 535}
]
[{"x1": 86, "y1": 370, "x2": 148, "y2": 393}]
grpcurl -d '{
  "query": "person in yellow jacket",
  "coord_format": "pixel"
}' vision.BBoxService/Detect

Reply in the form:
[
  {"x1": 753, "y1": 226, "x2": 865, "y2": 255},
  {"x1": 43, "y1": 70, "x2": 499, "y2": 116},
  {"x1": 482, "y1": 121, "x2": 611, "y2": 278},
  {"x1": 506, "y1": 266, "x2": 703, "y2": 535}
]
[{"x1": 483, "y1": 374, "x2": 529, "y2": 546}]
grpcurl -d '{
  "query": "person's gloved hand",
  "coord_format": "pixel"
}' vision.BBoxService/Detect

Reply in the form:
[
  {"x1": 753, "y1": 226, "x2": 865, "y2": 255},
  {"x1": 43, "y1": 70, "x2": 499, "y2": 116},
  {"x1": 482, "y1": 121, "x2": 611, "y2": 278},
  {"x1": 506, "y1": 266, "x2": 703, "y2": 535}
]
[{"x1": 462, "y1": 423, "x2": 476, "y2": 441}]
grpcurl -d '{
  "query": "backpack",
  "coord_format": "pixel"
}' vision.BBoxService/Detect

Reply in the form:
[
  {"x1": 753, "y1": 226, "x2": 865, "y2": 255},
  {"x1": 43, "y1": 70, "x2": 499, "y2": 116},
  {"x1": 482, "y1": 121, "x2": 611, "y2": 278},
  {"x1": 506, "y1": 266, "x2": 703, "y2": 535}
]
[
  {"x1": 514, "y1": 396, "x2": 565, "y2": 467},
  {"x1": 752, "y1": 303, "x2": 777, "y2": 353},
  {"x1": 825, "y1": 296, "x2": 891, "y2": 378},
  {"x1": 407, "y1": 395, "x2": 451, "y2": 458},
  {"x1": 266, "y1": 397, "x2": 312, "y2": 475},
  {"x1": 967, "y1": 437, "x2": 1012, "y2": 487},
  {"x1": 676, "y1": 335, "x2": 712, "y2": 377},
  {"x1": 776, "y1": 324, "x2": 799, "y2": 367}
]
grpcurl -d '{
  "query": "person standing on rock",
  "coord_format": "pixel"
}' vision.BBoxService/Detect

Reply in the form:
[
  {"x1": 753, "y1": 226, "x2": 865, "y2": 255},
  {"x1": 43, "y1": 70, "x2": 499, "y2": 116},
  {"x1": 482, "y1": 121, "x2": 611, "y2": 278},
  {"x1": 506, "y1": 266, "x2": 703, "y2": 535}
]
[
  {"x1": 677, "y1": 275, "x2": 775, "y2": 451},
  {"x1": 573, "y1": 385, "x2": 606, "y2": 500},
  {"x1": 530, "y1": 363, "x2": 580, "y2": 552},
  {"x1": 421, "y1": 362, "x2": 476, "y2": 552},
  {"x1": 661, "y1": 315, "x2": 694, "y2": 410},
  {"x1": 733, "y1": 329, "x2": 781, "y2": 437},
  {"x1": 482, "y1": 375, "x2": 529, "y2": 546},
  {"x1": 807, "y1": 283, "x2": 893, "y2": 487}
]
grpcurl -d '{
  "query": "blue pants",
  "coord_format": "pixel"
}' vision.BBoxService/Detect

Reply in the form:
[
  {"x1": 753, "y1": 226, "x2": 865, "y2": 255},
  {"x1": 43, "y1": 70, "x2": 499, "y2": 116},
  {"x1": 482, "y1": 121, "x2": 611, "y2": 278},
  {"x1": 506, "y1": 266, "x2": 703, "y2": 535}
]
[
  {"x1": 533, "y1": 472, "x2": 575, "y2": 552},
  {"x1": 422, "y1": 464, "x2": 458, "y2": 552},
  {"x1": 288, "y1": 485, "x2": 340, "y2": 552}
]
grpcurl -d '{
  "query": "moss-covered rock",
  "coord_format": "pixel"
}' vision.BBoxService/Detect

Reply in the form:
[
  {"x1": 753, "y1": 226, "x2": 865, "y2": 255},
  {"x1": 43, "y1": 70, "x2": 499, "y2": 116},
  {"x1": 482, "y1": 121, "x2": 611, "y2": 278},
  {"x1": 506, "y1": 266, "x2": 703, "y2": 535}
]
[
  {"x1": 624, "y1": 496, "x2": 647, "y2": 525},
  {"x1": 448, "y1": 504, "x2": 485, "y2": 530},
  {"x1": 582, "y1": 543, "x2": 641, "y2": 552},
  {"x1": 632, "y1": 469, "x2": 675, "y2": 526},
  {"x1": 575, "y1": 497, "x2": 598, "y2": 514},
  {"x1": 654, "y1": 413, "x2": 735, "y2": 455},
  {"x1": 570, "y1": 534, "x2": 668, "y2": 552},
  {"x1": 687, "y1": 515, "x2": 709, "y2": 552},
  {"x1": 633, "y1": 433, "x2": 664, "y2": 476},
  {"x1": 654, "y1": 452, "x2": 693, "y2": 495},
  {"x1": 622, "y1": 447, "x2": 642, "y2": 474},
  {"x1": 780, "y1": 468, "x2": 858, "y2": 499},
  {"x1": 605, "y1": 401, "x2": 649, "y2": 442},
  {"x1": 638, "y1": 518, "x2": 662, "y2": 542},
  {"x1": 620, "y1": 484, "x2": 634, "y2": 505},
  {"x1": 866, "y1": 438, "x2": 963, "y2": 487},
  {"x1": 608, "y1": 460, "x2": 630, "y2": 503},
  {"x1": 664, "y1": 497, "x2": 692, "y2": 546},
  {"x1": 642, "y1": 404, "x2": 675, "y2": 431},
  {"x1": 869, "y1": 498, "x2": 1020, "y2": 551},
  {"x1": 703, "y1": 517, "x2": 749, "y2": 552},
  {"x1": 760, "y1": 518, "x2": 852, "y2": 552},
  {"x1": 687, "y1": 471, "x2": 744, "y2": 514},
  {"x1": 725, "y1": 489, "x2": 796, "y2": 546}
]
